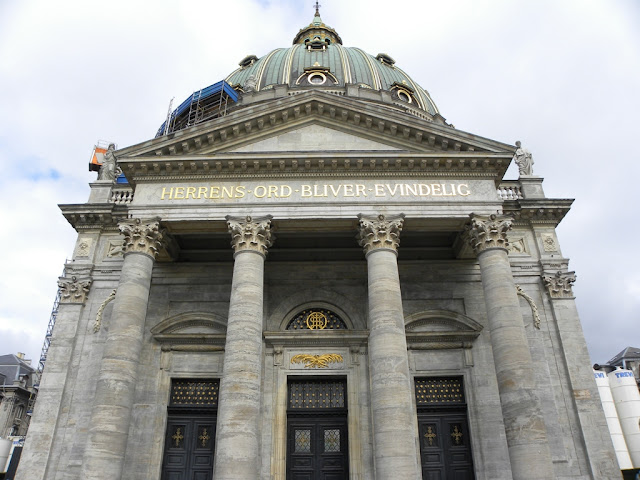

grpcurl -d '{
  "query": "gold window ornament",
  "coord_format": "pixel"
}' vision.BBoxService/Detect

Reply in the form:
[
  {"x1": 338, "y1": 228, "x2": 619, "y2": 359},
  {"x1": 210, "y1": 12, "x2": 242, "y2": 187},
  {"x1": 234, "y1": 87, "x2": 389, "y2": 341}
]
[
  {"x1": 286, "y1": 309, "x2": 347, "y2": 330},
  {"x1": 291, "y1": 353, "x2": 343, "y2": 369}
]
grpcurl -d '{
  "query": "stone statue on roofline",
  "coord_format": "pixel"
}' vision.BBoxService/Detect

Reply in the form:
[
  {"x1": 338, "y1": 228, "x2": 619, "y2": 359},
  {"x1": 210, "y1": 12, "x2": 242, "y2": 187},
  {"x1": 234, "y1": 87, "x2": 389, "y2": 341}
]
[
  {"x1": 243, "y1": 75, "x2": 257, "y2": 93},
  {"x1": 98, "y1": 143, "x2": 118, "y2": 182},
  {"x1": 513, "y1": 141, "x2": 534, "y2": 176}
]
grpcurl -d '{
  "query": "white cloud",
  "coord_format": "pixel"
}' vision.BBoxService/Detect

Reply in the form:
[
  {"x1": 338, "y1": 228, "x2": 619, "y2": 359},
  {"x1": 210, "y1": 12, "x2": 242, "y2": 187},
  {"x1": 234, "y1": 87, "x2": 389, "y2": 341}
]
[{"x1": 0, "y1": 0, "x2": 638, "y2": 364}]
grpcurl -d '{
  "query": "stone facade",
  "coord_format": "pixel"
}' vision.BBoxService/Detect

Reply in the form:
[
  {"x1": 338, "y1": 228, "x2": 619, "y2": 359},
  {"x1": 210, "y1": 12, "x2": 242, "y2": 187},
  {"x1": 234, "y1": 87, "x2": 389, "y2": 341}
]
[{"x1": 16, "y1": 12, "x2": 619, "y2": 480}]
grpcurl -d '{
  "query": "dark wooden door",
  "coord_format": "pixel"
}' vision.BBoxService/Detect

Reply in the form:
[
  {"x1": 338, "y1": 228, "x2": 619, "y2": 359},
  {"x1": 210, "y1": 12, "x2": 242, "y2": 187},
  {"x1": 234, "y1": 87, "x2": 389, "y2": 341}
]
[
  {"x1": 161, "y1": 414, "x2": 216, "y2": 480},
  {"x1": 287, "y1": 415, "x2": 349, "y2": 480},
  {"x1": 418, "y1": 412, "x2": 474, "y2": 480}
]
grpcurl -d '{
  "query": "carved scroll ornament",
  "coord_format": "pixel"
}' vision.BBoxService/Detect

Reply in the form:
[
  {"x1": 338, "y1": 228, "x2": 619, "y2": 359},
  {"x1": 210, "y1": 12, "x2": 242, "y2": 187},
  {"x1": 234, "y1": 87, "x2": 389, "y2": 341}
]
[
  {"x1": 93, "y1": 289, "x2": 117, "y2": 333},
  {"x1": 119, "y1": 218, "x2": 166, "y2": 259},
  {"x1": 467, "y1": 214, "x2": 513, "y2": 254},
  {"x1": 516, "y1": 285, "x2": 541, "y2": 329},
  {"x1": 226, "y1": 215, "x2": 273, "y2": 256},
  {"x1": 543, "y1": 271, "x2": 576, "y2": 298},
  {"x1": 357, "y1": 213, "x2": 404, "y2": 255},
  {"x1": 58, "y1": 276, "x2": 92, "y2": 304}
]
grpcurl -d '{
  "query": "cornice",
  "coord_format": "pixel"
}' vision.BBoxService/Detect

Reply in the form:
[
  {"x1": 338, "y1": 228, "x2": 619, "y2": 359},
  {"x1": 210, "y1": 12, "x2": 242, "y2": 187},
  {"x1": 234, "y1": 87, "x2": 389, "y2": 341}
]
[
  {"x1": 503, "y1": 199, "x2": 573, "y2": 226},
  {"x1": 120, "y1": 151, "x2": 512, "y2": 184},
  {"x1": 59, "y1": 204, "x2": 128, "y2": 231},
  {"x1": 264, "y1": 330, "x2": 369, "y2": 348}
]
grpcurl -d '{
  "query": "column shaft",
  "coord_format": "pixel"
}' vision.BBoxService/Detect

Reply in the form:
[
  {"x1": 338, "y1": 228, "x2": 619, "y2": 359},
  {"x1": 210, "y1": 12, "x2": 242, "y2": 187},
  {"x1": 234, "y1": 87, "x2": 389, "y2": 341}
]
[
  {"x1": 81, "y1": 252, "x2": 154, "y2": 479},
  {"x1": 214, "y1": 250, "x2": 265, "y2": 479},
  {"x1": 477, "y1": 247, "x2": 553, "y2": 479},
  {"x1": 366, "y1": 248, "x2": 419, "y2": 478}
]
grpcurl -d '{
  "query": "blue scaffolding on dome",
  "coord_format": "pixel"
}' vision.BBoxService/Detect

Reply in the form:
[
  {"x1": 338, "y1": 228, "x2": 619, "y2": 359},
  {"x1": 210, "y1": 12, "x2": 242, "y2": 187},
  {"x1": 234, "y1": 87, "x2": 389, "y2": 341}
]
[{"x1": 156, "y1": 80, "x2": 239, "y2": 137}]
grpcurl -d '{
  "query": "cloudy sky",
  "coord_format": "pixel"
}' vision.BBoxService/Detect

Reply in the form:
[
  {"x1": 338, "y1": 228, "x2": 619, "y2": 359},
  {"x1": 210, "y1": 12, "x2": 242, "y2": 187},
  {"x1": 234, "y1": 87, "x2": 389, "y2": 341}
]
[{"x1": 0, "y1": 0, "x2": 638, "y2": 367}]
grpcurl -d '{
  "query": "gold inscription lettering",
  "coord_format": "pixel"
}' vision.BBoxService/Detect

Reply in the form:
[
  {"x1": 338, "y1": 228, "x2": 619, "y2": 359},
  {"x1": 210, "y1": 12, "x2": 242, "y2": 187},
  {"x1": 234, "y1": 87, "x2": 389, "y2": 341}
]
[
  {"x1": 159, "y1": 182, "x2": 472, "y2": 200},
  {"x1": 405, "y1": 184, "x2": 418, "y2": 196},
  {"x1": 221, "y1": 186, "x2": 235, "y2": 198},
  {"x1": 343, "y1": 184, "x2": 354, "y2": 196},
  {"x1": 458, "y1": 184, "x2": 471, "y2": 196},
  {"x1": 161, "y1": 187, "x2": 174, "y2": 200},
  {"x1": 266, "y1": 185, "x2": 276, "y2": 198},
  {"x1": 314, "y1": 185, "x2": 327, "y2": 197},
  {"x1": 280, "y1": 185, "x2": 292, "y2": 198}
]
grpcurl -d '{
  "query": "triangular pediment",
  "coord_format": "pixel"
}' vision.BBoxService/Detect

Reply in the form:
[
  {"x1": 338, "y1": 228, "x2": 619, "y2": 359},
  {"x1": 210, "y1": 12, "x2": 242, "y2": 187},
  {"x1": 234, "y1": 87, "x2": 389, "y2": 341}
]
[
  {"x1": 226, "y1": 123, "x2": 402, "y2": 153},
  {"x1": 116, "y1": 91, "x2": 516, "y2": 182},
  {"x1": 118, "y1": 90, "x2": 514, "y2": 159}
]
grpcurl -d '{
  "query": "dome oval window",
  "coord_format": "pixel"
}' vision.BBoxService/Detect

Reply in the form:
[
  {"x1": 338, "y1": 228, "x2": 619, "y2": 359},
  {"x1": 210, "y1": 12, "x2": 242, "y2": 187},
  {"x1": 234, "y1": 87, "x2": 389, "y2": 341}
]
[
  {"x1": 308, "y1": 72, "x2": 327, "y2": 85},
  {"x1": 397, "y1": 90, "x2": 412, "y2": 103}
]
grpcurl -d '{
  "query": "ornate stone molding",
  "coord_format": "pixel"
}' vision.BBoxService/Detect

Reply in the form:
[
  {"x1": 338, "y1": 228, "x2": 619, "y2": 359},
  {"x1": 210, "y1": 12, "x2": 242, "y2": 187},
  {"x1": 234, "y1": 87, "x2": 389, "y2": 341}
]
[
  {"x1": 58, "y1": 276, "x2": 92, "y2": 304},
  {"x1": 515, "y1": 285, "x2": 541, "y2": 329},
  {"x1": 93, "y1": 289, "x2": 117, "y2": 332},
  {"x1": 119, "y1": 217, "x2": 166, "y2": 259},
  {"x1": 467, "y1": 213, "x2": 513, "y2": 254},
  {"x1": 542, "y1": 271, "x2": 576, "y2": 298},
  {"x1": 226, "y1": 215, "x2": 274, "y2": 256},
  {"x1": 357, "y1": 213, "x2": 404, "y2": 255}
]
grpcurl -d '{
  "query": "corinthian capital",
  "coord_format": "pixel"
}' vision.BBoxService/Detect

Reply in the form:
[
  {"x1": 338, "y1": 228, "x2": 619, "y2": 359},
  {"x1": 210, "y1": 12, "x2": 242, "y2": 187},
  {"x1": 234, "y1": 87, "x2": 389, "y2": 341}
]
[
  {"x1": 119, "y1": 218, "x2": 166, "y2": 259},
  {"x1": 542, "y1": 271, "x2": 576, "y2": 298},
  {"x1": 226, "y1": 215, "x2": 274, "y2": 256},
  {"x1": 357, "y1": 213, "x2": 404, "y2": 255},
  {"x1": 58, "y1": 276, "x2": 92, "y2": 304},
  {"x1": 467, "y1": 214, "x2": 513, "y2": 254}
]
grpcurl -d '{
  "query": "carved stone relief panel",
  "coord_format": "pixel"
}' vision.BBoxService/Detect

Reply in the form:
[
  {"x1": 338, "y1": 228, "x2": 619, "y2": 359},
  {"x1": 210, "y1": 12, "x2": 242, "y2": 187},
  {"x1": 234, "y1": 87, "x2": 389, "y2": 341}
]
[
  {"x1": 507, "y1": 236, "x2": 528, "y2": 256},
  {"x1": 75, "y1": 238, "x2": 92, "y2": 258},
  {"x1": 106, "y1": 240, "x2": 124, "y2": 258},
  {"x1": 541, "y1": 233, "x2": 558, "y2": 252}
]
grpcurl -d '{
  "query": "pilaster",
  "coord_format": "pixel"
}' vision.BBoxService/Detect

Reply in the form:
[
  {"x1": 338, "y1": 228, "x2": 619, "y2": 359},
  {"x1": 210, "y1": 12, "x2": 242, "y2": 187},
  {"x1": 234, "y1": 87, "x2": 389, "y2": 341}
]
[
  {"x1": 214, "y1": 215, "x2": 273, "y2": 480},
  {"x1": 15, "y1": 270, "x2": 93, "y2": 480},
  {"x1": 541, "y1": 269, "x2": 621, "y2": 478},
  {"x1": 357, "y1": 213, "x2": 420, "y2": 479},
  {"x1": 468, "y1": 214, "x2": 554, "y2": 479}
]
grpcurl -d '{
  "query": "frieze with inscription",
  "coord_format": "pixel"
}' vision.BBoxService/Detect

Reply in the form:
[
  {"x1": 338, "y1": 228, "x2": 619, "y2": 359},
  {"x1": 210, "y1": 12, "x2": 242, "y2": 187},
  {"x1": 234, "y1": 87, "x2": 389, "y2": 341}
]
[{"x1": 136, "y1": 179, "x2": 498, "y2": 205}]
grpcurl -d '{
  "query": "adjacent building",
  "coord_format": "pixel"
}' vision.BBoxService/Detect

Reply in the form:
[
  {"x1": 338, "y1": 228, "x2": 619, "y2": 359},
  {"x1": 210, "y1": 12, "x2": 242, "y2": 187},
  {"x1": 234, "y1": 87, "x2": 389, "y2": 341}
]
[{"x1": 16, "y1": 9, "x2": 620, "y2": 480}]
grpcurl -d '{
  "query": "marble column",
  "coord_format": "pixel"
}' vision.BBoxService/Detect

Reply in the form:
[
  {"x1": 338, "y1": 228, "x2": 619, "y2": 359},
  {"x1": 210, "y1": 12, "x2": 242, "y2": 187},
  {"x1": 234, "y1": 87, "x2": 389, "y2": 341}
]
[
  {"x1": 214, "y1": 215, "x2": 273, "y2": 480},
  {"x1": 357, "y1": 214, "x2": 420, "y2": 479},
  {"x1": 15, "y1": 275, "x2": 92, "y2": 480},
  {"x1": 81, "y1": 218, "x2": 166, "y2": 480},
  {"x1": 468, "y1": 214, "x2": 553, "y2": 479}
]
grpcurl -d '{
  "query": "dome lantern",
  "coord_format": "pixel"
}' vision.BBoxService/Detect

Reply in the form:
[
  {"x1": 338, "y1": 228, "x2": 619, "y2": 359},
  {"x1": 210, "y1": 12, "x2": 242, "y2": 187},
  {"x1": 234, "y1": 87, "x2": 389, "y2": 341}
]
[{"x1": 292, "y1": 3, "x2": 343, "y2": 46}]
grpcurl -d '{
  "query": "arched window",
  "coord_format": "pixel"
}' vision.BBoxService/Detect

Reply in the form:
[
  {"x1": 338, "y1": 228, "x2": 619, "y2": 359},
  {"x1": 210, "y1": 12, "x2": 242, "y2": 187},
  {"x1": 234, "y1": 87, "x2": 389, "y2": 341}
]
[{"x1": 286, "y1": 308, "x2": 347, "y2": 330}]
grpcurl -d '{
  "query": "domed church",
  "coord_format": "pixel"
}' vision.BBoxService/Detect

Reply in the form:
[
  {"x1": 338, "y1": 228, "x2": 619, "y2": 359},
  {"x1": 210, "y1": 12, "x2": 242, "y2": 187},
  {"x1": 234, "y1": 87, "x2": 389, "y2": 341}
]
[{"x1": 17, "y1": 7, "x2": 619, "y2": 480}]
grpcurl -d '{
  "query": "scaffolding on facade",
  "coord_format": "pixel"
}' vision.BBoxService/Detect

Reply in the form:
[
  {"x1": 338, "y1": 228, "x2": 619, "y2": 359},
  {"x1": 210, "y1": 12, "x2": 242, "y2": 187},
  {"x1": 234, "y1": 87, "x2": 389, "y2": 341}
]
[{"x1": 156, "y1": 80, "x2": 239, "y2": 137}]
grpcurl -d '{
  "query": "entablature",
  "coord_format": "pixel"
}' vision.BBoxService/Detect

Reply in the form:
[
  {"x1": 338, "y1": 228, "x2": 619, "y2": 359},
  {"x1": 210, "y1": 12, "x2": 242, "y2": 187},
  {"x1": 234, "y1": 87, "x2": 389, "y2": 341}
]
[{"x1": 119, "y1": 151, "x2": 513, "y2": 185}]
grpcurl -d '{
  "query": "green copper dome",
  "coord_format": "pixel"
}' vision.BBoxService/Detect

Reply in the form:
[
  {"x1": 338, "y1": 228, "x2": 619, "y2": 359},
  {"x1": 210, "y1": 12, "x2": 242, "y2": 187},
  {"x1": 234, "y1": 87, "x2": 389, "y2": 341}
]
[{"x1": 224, "y1": 11, "x2": 439, "y2": 116}]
